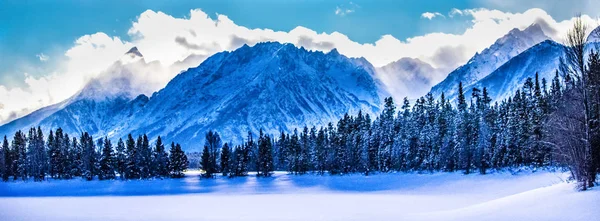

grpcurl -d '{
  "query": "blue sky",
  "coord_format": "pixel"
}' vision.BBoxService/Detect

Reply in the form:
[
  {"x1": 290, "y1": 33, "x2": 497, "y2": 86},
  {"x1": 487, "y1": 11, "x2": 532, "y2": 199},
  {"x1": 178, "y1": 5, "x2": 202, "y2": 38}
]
[{"x1": 0, "y1": 0, "x2": 598, "y2": 123}]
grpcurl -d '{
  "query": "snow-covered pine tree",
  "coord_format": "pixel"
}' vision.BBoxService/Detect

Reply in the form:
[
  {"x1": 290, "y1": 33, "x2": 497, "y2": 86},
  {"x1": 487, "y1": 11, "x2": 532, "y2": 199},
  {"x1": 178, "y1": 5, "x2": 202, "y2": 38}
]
[
  {"x1": 99, "y1": 137, "x2": 115, "y2": 180},
  {"x1": 115, "y1": 138, "x2": 126, "y2": 179},
  {"x1": 152, "y1": 136, "x2": 169, "y2": 178},
  {"x1": 275, "y1": 131, "x2": 287, "y2": 171},
  {"x1": 12, "y1": 130, "x2": 27, "y2": 180},
  {"x1": 62, "y1": 133, "x2": 72, "y2": 179},
  {"x1": 27, "y1": 127, "x2": 46, "y2": 181},
  {"x1": 257, "y1": 129, "x2": 273, "y2": 177},
  {"x1": 0, "y1": 136, "x2": 8, "y2": 181},
  {"x1": 220, "y1": 142, "x2": 231, "y2": 177},
  {"x1": 168, "y1": 142, "x2": 188, "y2": 178},
  {"x1": 125, "y1": 134, "x2": 139, "y2": 179},
  {"x1": 0, "y1": 136, "x2": 9, "y2": 181},
  {"x1": 139, "y1": 134, "x2": 152, "y2": 179},
  {"x1": 80, "y1": 132, "x2": 97, "y2": 180},
  {"x1": 70, "y1": 137, "x2": 82, "y2": 177}
]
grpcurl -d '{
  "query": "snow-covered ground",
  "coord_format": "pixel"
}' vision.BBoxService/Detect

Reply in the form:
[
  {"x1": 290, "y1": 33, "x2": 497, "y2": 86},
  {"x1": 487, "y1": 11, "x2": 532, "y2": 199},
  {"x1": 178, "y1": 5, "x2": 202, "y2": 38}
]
[{"x1": 0, "y1": 170, "x2": 598, "y2": 221}]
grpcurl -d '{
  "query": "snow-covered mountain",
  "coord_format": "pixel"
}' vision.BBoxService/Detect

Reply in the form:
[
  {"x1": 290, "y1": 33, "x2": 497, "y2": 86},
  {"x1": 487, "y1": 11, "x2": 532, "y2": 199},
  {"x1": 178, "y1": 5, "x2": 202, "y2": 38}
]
[
  {"x1": 0, "y1": 47, "x2": 158, "y2": 139},
  {"x1": 463, "y1": 40, "x2": 564, "y2": 102},
  {"x1": 430, "y1": 24, "x2": 549, "y2": 100},
  {"x1": 377, "y1": 57, "x2": 443, "y2": 99},
  {"x1": 0, "y1": 42, "x2": 385, "y2": 150},
  {"x1": 117, "y1": 42, "x2": 384, "y2": 150}
]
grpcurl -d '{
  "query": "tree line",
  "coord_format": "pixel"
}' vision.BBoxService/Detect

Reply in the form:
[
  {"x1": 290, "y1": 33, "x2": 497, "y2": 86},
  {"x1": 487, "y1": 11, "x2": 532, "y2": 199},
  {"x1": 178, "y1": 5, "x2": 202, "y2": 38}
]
[
  {"x1": 193, "y1": 71, "x2": 563, "y2": 178},
  {"x1": 196, "y1": 19, "x2": 600, "y2": 191},
  {"x1": 0, "y1": 130, "x2": 188, "y2": 181}
]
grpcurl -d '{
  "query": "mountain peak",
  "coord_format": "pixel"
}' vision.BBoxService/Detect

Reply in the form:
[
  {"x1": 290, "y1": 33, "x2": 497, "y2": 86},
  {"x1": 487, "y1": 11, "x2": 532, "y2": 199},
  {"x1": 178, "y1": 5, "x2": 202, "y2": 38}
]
[
  {"x1": 429, "y1": 23, "x2": 549, "y2": 100},
  {"x1": 523, "y1": 23, "x2": 546, "y2": 37},
  {"x1": 125, "y1": 47, "x2": 143, "y2": 57},
  {"x1": 120, "y1": 47, "x2": 145, "y2": 65}
]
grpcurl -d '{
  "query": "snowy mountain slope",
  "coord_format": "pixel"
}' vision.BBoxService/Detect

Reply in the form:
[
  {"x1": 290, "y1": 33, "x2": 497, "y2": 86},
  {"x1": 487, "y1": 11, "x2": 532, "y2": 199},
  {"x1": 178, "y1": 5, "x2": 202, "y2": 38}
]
[
  {"x1": 430, "y1": 24, "x2": 549, "y2": 100},
  {"x1": 0, "y1": 42, "x2": 385, "y2": 150},
  {"x1": 0, "y1": 47, "x2": 156, "y2": 137},
  {"x1": 377, "y1": 57, "x2": 443, "y2": 99},
  {"x1": 463, "y1": 40, "x2": 564, "y2": 102},
  {"x1": 587, "y1": 26, "x2": 600, "y2": 43},
  {"x1": 119, "y1": 42, "x2": 384, "y2": 150}
]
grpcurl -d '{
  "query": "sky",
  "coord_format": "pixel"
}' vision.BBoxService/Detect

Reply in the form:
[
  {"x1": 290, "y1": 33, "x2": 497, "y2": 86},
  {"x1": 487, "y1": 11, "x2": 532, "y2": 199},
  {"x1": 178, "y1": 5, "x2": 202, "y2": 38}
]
[{"x1": 0, "y1": 0, "x2": 599, "y2": 124}]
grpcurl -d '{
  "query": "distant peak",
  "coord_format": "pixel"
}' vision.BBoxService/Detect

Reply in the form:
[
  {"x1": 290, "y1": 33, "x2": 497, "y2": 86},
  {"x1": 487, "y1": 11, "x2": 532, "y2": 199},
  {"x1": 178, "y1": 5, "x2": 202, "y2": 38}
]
[
  {"x1": 328, "y1": 48, "x2": 340, "y2": 56},
  {"x1": 119, "y1": 47, "x2": 145, "y2": 65},
  {"x1": 523, "y1": 23, "x2": 545, "y2": 35},
  {"x1": 587, "y1": 26, "x2": 600, "y2": 43},
  {"x1": 125, "y1": 47, "x2": 143, "y2": 58}
]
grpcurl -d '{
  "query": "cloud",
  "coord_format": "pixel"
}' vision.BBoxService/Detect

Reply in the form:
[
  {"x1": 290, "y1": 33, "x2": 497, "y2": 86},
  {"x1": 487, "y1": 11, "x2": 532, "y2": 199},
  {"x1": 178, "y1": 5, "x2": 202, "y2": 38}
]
[
  {"x1": 449, "y1": 8, "x2": 464, "y2": 17},
  {"x1": 421, "y1": 12, "x2": 445, "y2": 20},
  {"x1": 335, "y1": 7, "x2": 354, "y2": 16},
  {"x1": 36, "y1": 53, "x2": 49, "y2": 61},
  {"x1": 1, "y1": 7, "x2": 599, "y2": 124},
  {"x1": 335, "y1": 2, "x2": 358, "y2": 16}
]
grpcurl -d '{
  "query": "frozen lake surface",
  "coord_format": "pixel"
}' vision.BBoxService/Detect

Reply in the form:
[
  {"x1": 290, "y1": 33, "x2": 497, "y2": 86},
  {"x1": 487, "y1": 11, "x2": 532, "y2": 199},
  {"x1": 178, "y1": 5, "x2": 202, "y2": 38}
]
[{"x1": 0, "y1": 170, "x2": 598, "y2": 220}]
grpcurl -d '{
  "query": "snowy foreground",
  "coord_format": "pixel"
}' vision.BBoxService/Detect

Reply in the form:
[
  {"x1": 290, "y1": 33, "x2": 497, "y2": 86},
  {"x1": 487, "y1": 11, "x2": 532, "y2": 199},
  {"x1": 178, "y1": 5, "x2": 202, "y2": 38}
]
[{"x1": 0, "y1": 170, "x2": 598, "y2": 221}]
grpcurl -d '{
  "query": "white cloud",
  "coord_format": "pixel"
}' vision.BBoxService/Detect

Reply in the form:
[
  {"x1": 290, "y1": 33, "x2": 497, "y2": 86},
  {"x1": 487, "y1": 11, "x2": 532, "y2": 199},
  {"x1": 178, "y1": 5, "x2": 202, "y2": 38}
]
[
  {"x1": 36, "y1": 53, "x2": 49, "y2": 61},
  {"x1": 1, "y1": 7, "x2": 599, "y2": 123},
  {"x1": 335, "y1": 7, "x2": 354, "y2": 16},
  {"x1": 335, "y1": 2, "x2": 358, "y2": 16},
  {"x1": 449, "y1": 8, "x2": 464, "y2": 17},
  {"x1": 421, "y1": 12, "x2": 445, "y2": 20}
]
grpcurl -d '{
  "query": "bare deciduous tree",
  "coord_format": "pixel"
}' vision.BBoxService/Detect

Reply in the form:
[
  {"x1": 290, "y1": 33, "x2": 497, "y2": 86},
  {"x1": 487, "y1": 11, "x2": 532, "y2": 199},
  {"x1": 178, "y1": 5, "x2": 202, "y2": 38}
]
[{"x1": 549, "y1": 15, "x2": 600, "y2": 190}]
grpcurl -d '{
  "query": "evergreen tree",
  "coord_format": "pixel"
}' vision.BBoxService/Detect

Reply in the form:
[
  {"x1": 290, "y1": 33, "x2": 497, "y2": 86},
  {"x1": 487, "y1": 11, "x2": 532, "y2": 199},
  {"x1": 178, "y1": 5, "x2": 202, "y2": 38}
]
[
  {"x1": 169, "y1": 142, "x2": 188, "y2": 178},
  {"x1": 80, "y1": 132, "x2": 97, "y2": 180},
  {"x1": 1, "y1": 136, "x2": 10, "y2": 181},
  {"x1": 152, "y1": 136, "x2": 169, "y2": 178},
  {"x1": 47, "y1": 130, "x2": 58, "y2": 178},
  {"x1": 70, "y1": 137, "x2": 82, "y2": 177},
  {"x1": 99, "y1": 137, "x2": 115, "y2": 180},
  {"x1": 257, "y1": 129, "x2": 273, "y2": 177},
  {"x1": 12, "y1": 130, "x2": 27, "y2": 180},
  {"x1": 139, "y1": 134, "x2": 152, "y2": 179},
  {"x1": 220, "y1": 142, "x2": 231, "y2": 176},
  {"x1": 125, "y1": 134, "x2": 139, "y2": 179},
  {"x1": 115, "y1": 138, "x2": 126, "y2": 179}
]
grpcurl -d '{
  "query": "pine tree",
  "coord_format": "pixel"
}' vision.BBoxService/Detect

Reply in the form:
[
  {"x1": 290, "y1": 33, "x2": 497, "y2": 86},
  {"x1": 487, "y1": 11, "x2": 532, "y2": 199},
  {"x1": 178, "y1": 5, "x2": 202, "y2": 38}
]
[
  {"x1": 169, "y1": 142, "x2": 188, "y2": 178},
  {"x1": 139, "y1": 134, "x2": 152, "y2": 179},
  {"x1": 220, "y1": 142, "x2": 231, "y2": 176},
  {"x1": 70, "y1": 137, "x2": 82, "y2": 177},
  {"x1": 47, "y1": 130, "x2": 58, "y2": 178},
  {"x1": 125, "y1": 134, "x2": 139, "y2": 179},
  {"x1": 61, "y1": 133, "x2": 72, "y2": 179},
  {"x1": 315, "y1": 127, "x2": 327, "y2": 174},
  {"x1": 80, "y1": 132, "x2": 97, "y2": 180},
  {"x1": 1, "y1": 136, "x2": 10, "y2": 181},
  {"x1": 257, "y1": 129, "x2": 273, "y2": 177},
  {"x1": 27, "y1": 127, "x2": 46, "y2": 181},
  {"x1": 99, "y1": 137, "x2": 115, "y2": 180},
  {"x1": 12, "y1": 130, "x2": 27, "y2": 180},
  {"x1": 115, "y1": 138, "x2": 126, "y2": 179},
  {"x1": 152, "y1": 136, "x2": 169, "y2": 178}
]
